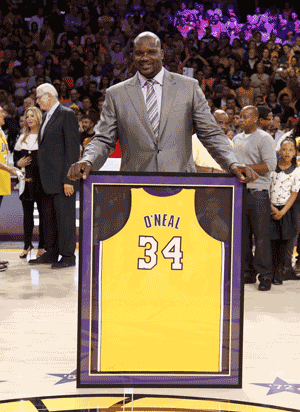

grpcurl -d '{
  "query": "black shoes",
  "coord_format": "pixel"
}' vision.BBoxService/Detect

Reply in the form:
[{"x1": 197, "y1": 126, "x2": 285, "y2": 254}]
[
  {"x1": 272, "y1": 277, "x2": 283, "y2": 285},
  {"x1": 28, "y1": 253, "x2": 58, "y2": 265},
  {"x1": 29, "y1": 253, "x2": 75, "y2": 268},
  {"x1": 281, "y1": 267, "x2": 300, "y2": 281},
  {"x1": 258, "y1": 276, "x2": 272, "y2": 291},
  {"x1": 51, "y1": 257, "x2": 76, "y2": 269},
  {"x1": 272, "y1": 267, "x2": 282, "y2": 285}
]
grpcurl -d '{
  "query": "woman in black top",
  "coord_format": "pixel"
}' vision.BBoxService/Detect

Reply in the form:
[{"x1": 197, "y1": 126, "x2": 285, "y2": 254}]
[{"x1": 14, "y1": 106, "x2": 45, "y2": 259}]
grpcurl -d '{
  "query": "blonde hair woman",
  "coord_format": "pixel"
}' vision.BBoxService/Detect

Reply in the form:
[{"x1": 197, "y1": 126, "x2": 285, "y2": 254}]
[{"x1": 13, "y1": 106, "x2": 46, "y2": 259}]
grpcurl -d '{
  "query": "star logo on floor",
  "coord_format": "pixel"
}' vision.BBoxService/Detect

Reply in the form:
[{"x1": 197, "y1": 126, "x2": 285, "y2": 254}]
[
  {"x1": 252, "y1": 377, "x2": 300, "y2": 395},
  {"x1": 48, "y1": 369, "x2": 77, "y2": 385}
]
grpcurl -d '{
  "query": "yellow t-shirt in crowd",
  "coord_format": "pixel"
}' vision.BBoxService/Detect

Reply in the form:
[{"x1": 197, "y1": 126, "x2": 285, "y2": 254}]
[{"x1": 0, "y1": 129, "x2": 11, "y2": 195}]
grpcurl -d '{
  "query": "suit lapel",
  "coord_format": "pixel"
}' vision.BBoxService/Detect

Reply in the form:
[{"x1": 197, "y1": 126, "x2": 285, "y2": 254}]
[
  {"x1": 159, "y1": 70, "x2": 178, "y2": 138},
  {"x1": 39, "y1": 105, "x2": 61, "y2": 145},
  {"x1": 38, "y1": 113, "x2": 47, "y2": 145},
  {"x1": 125, "y1": 73, "x2": 156, "y2": 142}
]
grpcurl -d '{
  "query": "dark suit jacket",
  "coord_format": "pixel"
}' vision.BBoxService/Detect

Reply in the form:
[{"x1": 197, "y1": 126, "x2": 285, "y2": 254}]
[
  {"x1": 82, "y1": 69, "x2": 237, "y2": 173},
  {"x1": 38, "y1": 104, "x2": 80, "y2": 194}
]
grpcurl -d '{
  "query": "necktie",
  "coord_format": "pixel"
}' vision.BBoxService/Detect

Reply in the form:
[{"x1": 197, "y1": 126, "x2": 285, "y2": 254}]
[
  {"x1": 146, "y1": 79, "x2": 159, "y2": 139},
  {"x1": 40, "y1": 112, "x2": 50, "y2": 140}
]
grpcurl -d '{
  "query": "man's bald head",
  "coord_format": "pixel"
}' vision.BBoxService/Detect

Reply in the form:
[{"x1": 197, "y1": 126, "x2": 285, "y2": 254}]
[
  {"x1": 214, "y1": 109, "x2": 228, "y2": 119},
  {"x1": 214, "y1": 110, "x2": 229, "y2": 134},
  {"x1": 242, "y1": 105, "x2": 259, "y2": 119},
  {"x1": 133, "y1": 32, "x2": 161, "y2": 49}
]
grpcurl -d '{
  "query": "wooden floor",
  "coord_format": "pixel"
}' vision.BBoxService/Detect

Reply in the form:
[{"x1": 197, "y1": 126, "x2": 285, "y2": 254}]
[{"x1": 0, "y1": 247, "x2": 299, "y2": 412}]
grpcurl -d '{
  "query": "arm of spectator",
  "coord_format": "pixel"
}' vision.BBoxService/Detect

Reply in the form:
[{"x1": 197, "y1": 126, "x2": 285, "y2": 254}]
[
  {"x1": 271, "y1": 192, "x2": 298, "y2": 220},
  {"x1": 246, "y1": 162, "x2": 270, "y2": 175},
  {"x1": 195, "y1": 54, "x2": 209, "y2": 66},
  {"x1": 269, "y1": 69, "x2": 279, "y2": 84},
  {"x1": 124, "y1": 36, "x2": 133, "y2": 54},
  {"x1": 252, "y1": 133, "x2": 277, "y2": 175},
  {"x1": 0, "y1": 162, "x2": 24, "y2": 177},
  {"x1": 182, "y1": 56, "x2": 191, "y2": 66}
]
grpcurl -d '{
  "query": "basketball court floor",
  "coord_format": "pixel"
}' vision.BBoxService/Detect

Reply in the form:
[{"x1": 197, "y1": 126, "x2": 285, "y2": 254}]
[{"x1": 0, "y1": 244, "x2": 299, "y2": 412}]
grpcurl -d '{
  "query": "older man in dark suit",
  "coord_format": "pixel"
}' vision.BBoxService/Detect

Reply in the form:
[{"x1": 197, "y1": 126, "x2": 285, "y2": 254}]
[
  {"x1": 68, "y1": 32, "x2": 257, "y2": 182},
  {"x1": 29, "y1": 83, "x2": 80, "y2": 268}
]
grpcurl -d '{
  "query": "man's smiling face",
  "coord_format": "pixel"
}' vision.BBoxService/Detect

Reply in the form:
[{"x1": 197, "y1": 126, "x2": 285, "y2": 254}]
[{"x1": 133, "y1": 35, "x2": 163, "y2": 79}]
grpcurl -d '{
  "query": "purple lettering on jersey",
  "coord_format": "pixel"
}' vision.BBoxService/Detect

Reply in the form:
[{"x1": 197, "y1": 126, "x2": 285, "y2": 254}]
[{"x1": 144, "y1": 216, "x2": 151, "y2": 228}]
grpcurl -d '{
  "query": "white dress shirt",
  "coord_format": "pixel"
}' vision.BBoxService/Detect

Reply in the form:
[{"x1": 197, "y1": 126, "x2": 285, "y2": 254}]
[{"x1": 40, "y1": 101, "x2": 60, "y2": 138}]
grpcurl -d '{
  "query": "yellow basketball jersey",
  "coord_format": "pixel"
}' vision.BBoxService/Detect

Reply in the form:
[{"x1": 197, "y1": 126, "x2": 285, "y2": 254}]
[
  {"x1": 0, "y1": 129, "x2": 10, "y2": 196},
  {"x1": 99, "y1": 188, "x2": 224, "y2": 373}
]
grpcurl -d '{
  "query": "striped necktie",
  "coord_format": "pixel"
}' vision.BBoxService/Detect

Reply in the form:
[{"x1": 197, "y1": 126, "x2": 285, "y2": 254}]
[{"x1": 146, "y1": 79, "x2": 159, "y2": 139}]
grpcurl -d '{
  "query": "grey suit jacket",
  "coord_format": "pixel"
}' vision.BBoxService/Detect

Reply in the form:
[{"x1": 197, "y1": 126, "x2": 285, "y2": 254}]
[{"x1": 81, "y1": 69, "x2": 237, "y2": 172}]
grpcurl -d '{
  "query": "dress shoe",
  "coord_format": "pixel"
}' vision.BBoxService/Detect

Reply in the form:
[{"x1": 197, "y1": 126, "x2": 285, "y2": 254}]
[
  {"x1": 51, "y1": 257, "x2": 76, "y2": 269},
  {"x1": 0, "y1": 263, "x2": 7, "y2": 272},
  {"x1": 281, "y1": 267, "x2": 300, "y2": 281},
  {"x1": 258, "y1": 276, "x2": 272, "y2": 291},
  {"x1": 294, "y1": 262, "x2": 300, "y2": 273},
  {"x1": 272, "y1": 278, "x2": 283, "y2": 285},
  {"x1": 272, "y1": 267, "x2": 282, "y2": 285},
  {"x1": 28, "y1": 253, "x2": 58, "y2": 265},
  {"x1": 0, "y1": 260, "x2": 9, "y2": 265}
]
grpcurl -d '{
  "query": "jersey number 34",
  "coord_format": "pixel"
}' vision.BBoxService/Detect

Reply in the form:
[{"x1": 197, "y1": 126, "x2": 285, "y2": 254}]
[{"x1": 138, "y1": 235, "x2": 183, "y2": 270}]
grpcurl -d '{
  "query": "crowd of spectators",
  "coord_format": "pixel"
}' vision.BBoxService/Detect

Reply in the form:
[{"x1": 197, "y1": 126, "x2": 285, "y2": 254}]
[{"x1": 1, "y1": 0, "x2": 300, "y2": 153}]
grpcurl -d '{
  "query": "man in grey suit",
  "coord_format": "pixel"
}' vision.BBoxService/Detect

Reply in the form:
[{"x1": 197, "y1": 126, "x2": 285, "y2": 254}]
[{"x1": 68, "y1": 32, "x2": 257, "y2": 182}]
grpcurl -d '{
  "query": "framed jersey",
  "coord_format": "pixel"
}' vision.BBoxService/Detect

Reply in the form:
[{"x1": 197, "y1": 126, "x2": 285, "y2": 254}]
[{"x1": 78, "y1": 173, "x2": 244, "y2": 387}]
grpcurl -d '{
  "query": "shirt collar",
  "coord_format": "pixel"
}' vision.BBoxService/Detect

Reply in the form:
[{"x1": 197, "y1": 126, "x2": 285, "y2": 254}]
[
  {"x1": 138, "y1": 67, "x2": 164, "y2": 88},
  {"x1": 47, "y1": 101, "x2": 60, "y2": 117},
  {"x1": 242, "y1": 131, "x2": 252, "y2": 139},
  {"x1": 242, "y1": 127, "x2": 259, "y2": 139},
  {"x1": 276, "y1": 163, "x2": 297, "y2": 174}
]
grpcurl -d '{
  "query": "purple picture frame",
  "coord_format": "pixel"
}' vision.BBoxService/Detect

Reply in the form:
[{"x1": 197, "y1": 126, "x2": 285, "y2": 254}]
[{"x1": 77, "y1": 172, "x2": 244, "y2": 388}]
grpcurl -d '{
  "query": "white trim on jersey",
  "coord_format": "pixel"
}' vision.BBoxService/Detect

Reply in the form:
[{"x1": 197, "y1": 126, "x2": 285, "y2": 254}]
[
  {"x1": 219, "y1": 242, "x2": 225, "y2": 372},
  {"x1": 98, "y1": 241, "x2": 103, "y2": 372}
]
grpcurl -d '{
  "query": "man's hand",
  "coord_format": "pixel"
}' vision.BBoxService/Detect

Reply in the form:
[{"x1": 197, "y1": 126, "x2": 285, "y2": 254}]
[
  {"x1": 67, "y1": 160, "x2": 93, "y2": 181},
  {"x1": 229, "y1": 163, "x2": 259, "y2": 184},
  {"x1": 64, "y1": 183, "x2": 74, "y2": 197}
]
